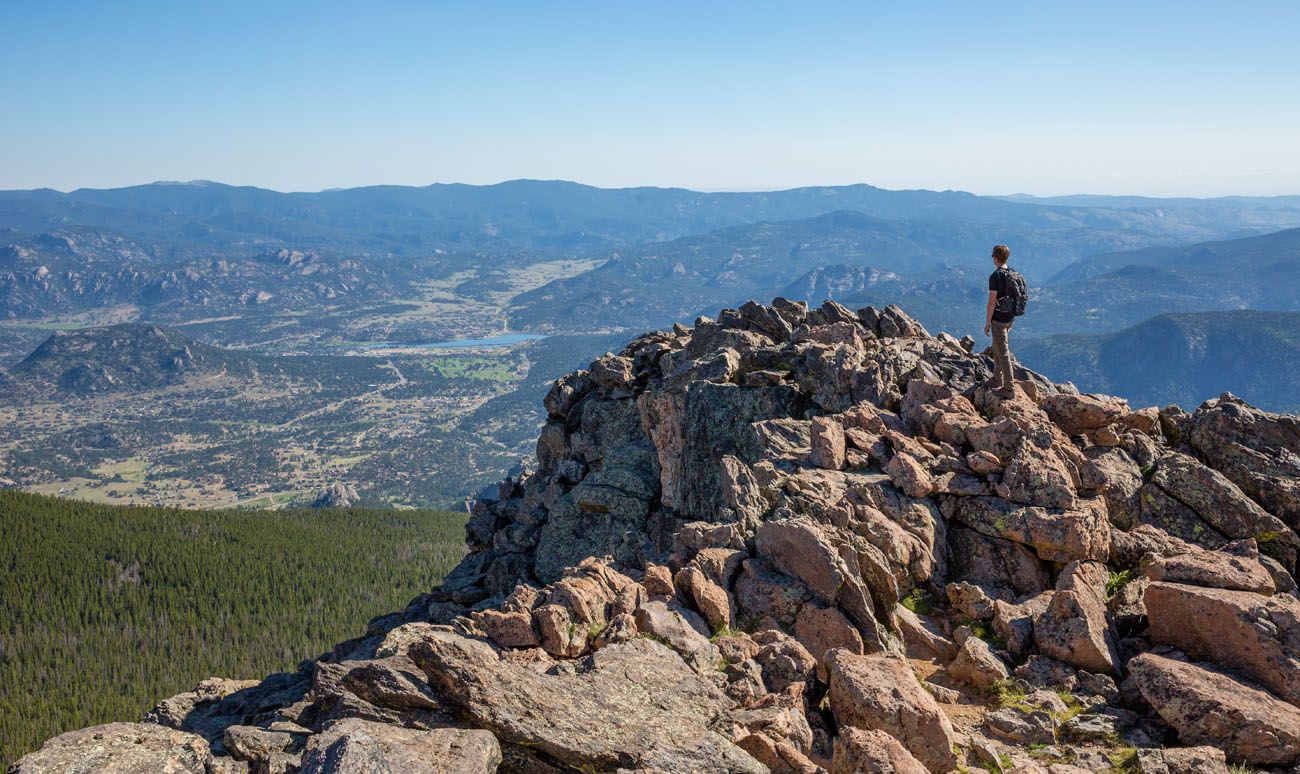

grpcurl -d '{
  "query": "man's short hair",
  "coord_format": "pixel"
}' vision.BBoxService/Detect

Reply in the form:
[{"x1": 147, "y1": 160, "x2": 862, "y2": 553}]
[{"x1": 992, "y1": 244, "x2": 1011, "y2": 262}]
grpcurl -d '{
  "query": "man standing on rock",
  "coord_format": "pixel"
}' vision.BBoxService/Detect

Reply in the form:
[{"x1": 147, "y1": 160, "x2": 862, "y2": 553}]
[{"x1": 984, "y1": 244, "x2": 1027, "y2": 397}]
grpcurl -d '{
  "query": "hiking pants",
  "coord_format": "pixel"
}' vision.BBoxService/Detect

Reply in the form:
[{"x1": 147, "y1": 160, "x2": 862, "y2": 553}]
[{"x1": 992, "y1": 320, "x2": 1015, "y2": 390}]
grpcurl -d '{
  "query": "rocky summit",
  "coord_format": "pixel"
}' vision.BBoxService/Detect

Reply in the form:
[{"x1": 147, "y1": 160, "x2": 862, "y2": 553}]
[{"x1": 13, "y1": 298, "x2": 1300, "y2": 774}]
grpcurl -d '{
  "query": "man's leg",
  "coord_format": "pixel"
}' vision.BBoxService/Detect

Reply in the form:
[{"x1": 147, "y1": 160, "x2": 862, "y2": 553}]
[{"x1": 992, "y1": 321, "x2": 1015, "y2": 391}]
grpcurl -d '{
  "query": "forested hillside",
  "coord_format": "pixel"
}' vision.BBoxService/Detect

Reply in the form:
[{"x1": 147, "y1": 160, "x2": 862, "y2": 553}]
[
  {"x1": 0, "y1": 492, "x2": 466, "y2": 766},
  {"x1": 1017, "y1": 310, "x2": 1300, "y2": 412}
]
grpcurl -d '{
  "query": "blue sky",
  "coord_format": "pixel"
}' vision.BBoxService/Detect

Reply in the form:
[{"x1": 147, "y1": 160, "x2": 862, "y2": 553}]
[{"x1": 2, "y1": 1, "x2": 1298, "y2": 195}]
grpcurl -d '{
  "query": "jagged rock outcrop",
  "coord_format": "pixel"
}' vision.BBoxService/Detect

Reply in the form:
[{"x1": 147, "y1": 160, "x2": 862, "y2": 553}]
[
  {"x1": 15, "y1": 298, "x2": 1300, "y2": 773},
  {"x1": 1127, "y1": 651, "x2": 1300, "y2": 766},
  {"x1": 10, "y1": 723, "x2": 215, "y2": 773},
  {"x1": 1144, "y1": 581, "x2": 1300, "y2": 707},
  {"x1": 409, "y1": 632, "x2": 762, "y2": 773},
  {"x1": 825, "y1": 649, "x2": 959, "y2": 772},
  {"x1": 298, "y1": 719, "x2": 501, "y2": 773}
]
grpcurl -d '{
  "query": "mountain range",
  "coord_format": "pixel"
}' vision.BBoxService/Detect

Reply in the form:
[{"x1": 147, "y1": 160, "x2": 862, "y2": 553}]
[
  {"x1": 1018, "y1": 310, "x2": 1300, "y2": 413},
  {"x1": 8, "y1": 179, "x2": 1295, "y2": 256},
  {"x1": 5, "y1": 323, "x2": 395, "y2": 396},
  {"x1": 5, "y1": 180, "x2": 1300, "y2": 348},
  {"x1": 509, "y1": 217, "x2": 1300, "y2": 338},
  {"x1": 5, "y1": 178, "x2": 1300, "y2": 511}
]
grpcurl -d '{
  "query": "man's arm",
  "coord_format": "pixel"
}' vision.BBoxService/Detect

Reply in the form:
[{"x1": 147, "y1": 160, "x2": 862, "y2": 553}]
[{"x1": 984, "y1": 290, "x2": 998, "y2": 336}]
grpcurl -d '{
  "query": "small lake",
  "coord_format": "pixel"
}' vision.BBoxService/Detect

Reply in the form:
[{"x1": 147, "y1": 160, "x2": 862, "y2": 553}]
[{"x1": 359, "y1": 332, "x2": 548, "y2": 350}]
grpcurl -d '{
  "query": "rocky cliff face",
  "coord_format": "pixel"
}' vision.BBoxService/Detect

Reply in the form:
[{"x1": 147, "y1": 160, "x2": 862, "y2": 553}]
[{"x1": 13, "y1": 298, "x2": 1300, "y2": 774}]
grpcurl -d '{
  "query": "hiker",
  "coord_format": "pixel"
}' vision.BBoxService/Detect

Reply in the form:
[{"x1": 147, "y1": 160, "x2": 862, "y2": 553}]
[{"x1": 984, "y1": 244, "x2": 1028, "y2": 396}]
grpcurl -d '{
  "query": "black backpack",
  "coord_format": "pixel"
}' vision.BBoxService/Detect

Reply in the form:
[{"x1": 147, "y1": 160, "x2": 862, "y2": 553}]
[{"x1": 997, "y1": 267, "x2": 1029, "y2": 317}]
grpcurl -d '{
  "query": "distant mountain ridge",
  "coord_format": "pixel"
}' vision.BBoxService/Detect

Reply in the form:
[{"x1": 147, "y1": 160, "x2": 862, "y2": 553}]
[
  {"x1": 1017, "y1": 310, "x2": 1300, "y2": 412},
  {"x1": 6, "y1": 179, "x2": 1300, "y2": 336},
  {"x1": 12, "y1": 324, "x2": 244, "y2": 394},
  {"x1": 1048, "y1": 224, "x2": 1300, "y2": 283},
  {"x1": 5, "y1": 178, "x2": 1296, "y2": 257},
  {"x1": 9, "y1": 323, "x2": 392, "y2": 395},
  {"x1": 1024, "y1": 226, "x2": 1300, "y2": 334},
  {"x1": 504, "y1": 208, "x2": 1225, "y2": 335}
]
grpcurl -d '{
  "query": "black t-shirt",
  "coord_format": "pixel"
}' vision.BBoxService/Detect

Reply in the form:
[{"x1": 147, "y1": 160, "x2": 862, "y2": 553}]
[{"x1": 989, "y1": 269, "x2": 1015, "y2": 324}]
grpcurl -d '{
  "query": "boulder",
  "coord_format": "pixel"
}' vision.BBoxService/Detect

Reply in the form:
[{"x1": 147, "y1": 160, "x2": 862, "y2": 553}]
[
  {"x1": 715, "y1": 632, "x2": 761, "y2": 664},
  {"x1": 532, "y1": 468, "x2": 659, "y2": 584},
  {"x1": 410, "y1": 631, "x2": 765, "y2": 773},
  {"x1": 831, "y1": 727, "x2": 928, "y2": 774},
  {"x1": 734, "y1": 733, "x2": 820, "y2": 774},
  {"x1": 1042, "y1": 393, "x2": 1129, "y2": 435},
  {"x1": 471, "y1": 608, "x2": 539, "y2": 649},
  {"x1": 691, "y1": 547, "x2": 747, "y2": 588},
  {"x1": 878, "y1": 304, "x2": 929, "y2": 339},
  {"x1": 753, "y1": 630, "x2": 818, "y2": 693},
  {"x1": 755, "y1": 518, "x2": 887, "y2": 650},
  {"x1": 1034, "y1": 561, "x2": 1120, "y2": 674},
  {"x1": 825, "y1": 650, "x2": 958, "y2": 773},
  {"x1": 643, "y1": 563, "x2": 675, "y2": 596},
  {"x1": 592, "y1": 612, "x2": 638, "y2": 650},
  {"x1": 1144, "y1": 581, "x2": 1300, "y2": 707},
  {"x1": 794, "y1": 603, "x2": 863, "y2": 669},
  {"x1": 1060, "y1": 712, "x2": 1120, "y2": 743},
  {"x1": 301, "y1": 654, "x2": 450, "y2": 732},
  {"x1": 894, "y1": 604, "x2": 957, "y2": 662},
  {"x1": 298, "y1": 718, "x2": 501, "y2": 773},
  {"x1": 534, "y1": 604, "x2": 584, "y2": 658},
  {"x1": 1137, "y1": 481, "x2": 1227, "y2": 552},
  {"x1": 1135, "y1": 746, "x2": 1229, "y2": 774},
  {"x1": 947, "y1": 633, "x2": 1009, "y2": 690},
  {"x1": 1127, "y1": 651, "x2": 1300, "y2": 766},
  {"x1": 946, "y1": 581, "x2": 998, "y2": 620},
  {"x1": 223, "y1": 725, "x2": 294, "y2": 766},
  {"x1": 947, "y1": 496, "x2": 1110, "y2": 563},
  {"x1": 1108, "y1": 575, "x2": 1148, "y2": 632},
  {"x1": 810, "y1": 416, "x2": 846, "y2": 470},
  {"x1": 588, "y1": 354, "x2": 636, "y2": 396},
  {"x1": 9, "y1": 723, "x2": 214, "y2": 773},
  {"x1": 966, "y1": 450, "x2": 1003, "y2": 475},
  {"x1": 1001, "y1": 439, "x2": 1078, "y2": 509},
  {"x1": 641, "y1": 381, "x2": 807, "y2": 519},
  {"x1": 1185, "y1": 393, "x2": 1300, "y2": 530},
  {"x1": 723, "y1": 659, "x2": 768, "y2": 704},
  {"x1": 946, "y1": 525, "x2": 1052, "y2": 598},
  {"x1": 676, "y1": 565, "x2": 734, "y2": 632},
  {"x1": 733, "y1": 557, "x2": 812, "y2": 629},
  {"x1": 1080, "y1": 446, "x2": 1143, "y2": 529},
  {"x1": 726, "y1": 692, "x2": 815, "y2": 758},
  {"x1": 1150, "y1": 451, "x2": 1298, "y2": 566},
  {"x1": 144, "y1": 676, "x2": 268, "y2": 739},
  {"x1": 1140, "y1": 539, "x2": 1275, "y2": 593},
  {"x1": 991, "y1": 591, "x2": 1053, "y2": 659},
  {"x1": 634, "y1": 598, "x2": 716, "y2": 662},
  {"x1": 738, "y1": 300, "x2": 797, "y2": 341},
  {"x1": 986, "y1": 708, "x2": 1056, "y2": 746},
  {"x1": 543, "y1": 371, "x2": 591, "y2": 419},
  {"x1": 886, "y1": 452, "x2": 934, "y2": 498},
  {"x1": 1110, "y1": 524, "x2": 1196, "y2": 570}
]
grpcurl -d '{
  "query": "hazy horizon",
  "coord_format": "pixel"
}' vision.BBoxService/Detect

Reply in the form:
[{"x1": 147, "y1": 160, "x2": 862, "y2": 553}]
[
  {"x1": 6, "y1": 176, "x2": 1300, "y2": 201},
  {"x1": 3, "y1": 1, "x2": 1299, "y2": 197}
]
